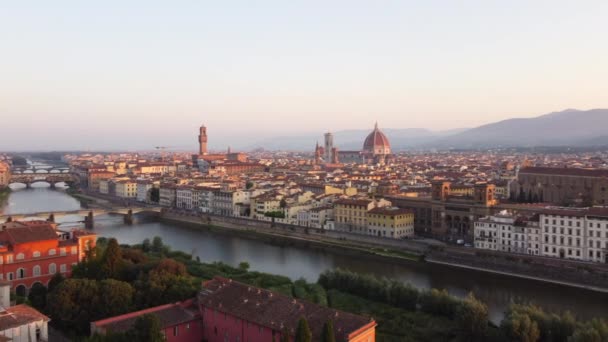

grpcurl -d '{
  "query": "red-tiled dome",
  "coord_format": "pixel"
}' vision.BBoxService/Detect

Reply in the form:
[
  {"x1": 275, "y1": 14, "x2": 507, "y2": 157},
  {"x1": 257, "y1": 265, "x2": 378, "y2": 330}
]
[{"x1": 363, "y1": 123, "x2": 391, "y2": 155}]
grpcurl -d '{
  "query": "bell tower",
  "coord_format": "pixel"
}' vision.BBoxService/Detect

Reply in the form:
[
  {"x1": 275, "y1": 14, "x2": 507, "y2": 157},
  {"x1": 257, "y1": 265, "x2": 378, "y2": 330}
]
[{"x1": 199, "y1": 125, "x2": 208, "y2": 155}]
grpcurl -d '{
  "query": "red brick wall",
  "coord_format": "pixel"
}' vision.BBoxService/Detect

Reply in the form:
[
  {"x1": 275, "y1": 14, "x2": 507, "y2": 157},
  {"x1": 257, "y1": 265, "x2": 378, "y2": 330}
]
[
  {"x1": 201, "y1": 306, "x2": 281, "y2": 342},
  {"x1": 163, "y1": 320, "x2": 203, "y2": 342}
]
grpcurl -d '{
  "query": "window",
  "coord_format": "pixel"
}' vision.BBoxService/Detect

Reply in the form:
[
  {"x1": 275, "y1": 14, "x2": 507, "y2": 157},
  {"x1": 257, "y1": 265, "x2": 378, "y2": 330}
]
[
  {"x1": 7, "y1": 273, "x2": 13, "y2": 280},
  {"x1": 48, "y1": 249, "x2": 56, "y2": 256},
  {"x1": 49, "y1": 263, "x2": 56, "y2": 274},
  {"x1": 33, "y1": 265, "x2": 41, "y2": 277},
  {"x1": 60, "y1": 248, "x2": 66, "y2": 256},
  {"x1": 33, "y1": 251, "x2": 41, "y2": 258},
  {"x1": 173, "y1": 326, "x2": 178, "y2": 337},
  {"x1": 17, "y1": 268, "x2": 25, "y2": 279},
  {"x1": 71, "y1": 247, "x2": 77, "y2": 255},
  {"x1": 60, "y1": 264, "x2": 67, "y2": 273},
  {"x1": 16, "y1": 253, "x2": 24, "y2": 260}
]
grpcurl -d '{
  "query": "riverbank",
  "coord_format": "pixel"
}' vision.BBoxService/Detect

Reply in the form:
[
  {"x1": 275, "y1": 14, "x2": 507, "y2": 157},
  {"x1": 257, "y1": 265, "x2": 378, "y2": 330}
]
[
  {"x1": 160, "y1": 210, "x2": 608, "y2": 293},
  {"x1": 427, "y1": 258, "x2": 608, "y2": 294},
  {"x1": 160, "y1": 213, "x2": 423, "y2": 264}
]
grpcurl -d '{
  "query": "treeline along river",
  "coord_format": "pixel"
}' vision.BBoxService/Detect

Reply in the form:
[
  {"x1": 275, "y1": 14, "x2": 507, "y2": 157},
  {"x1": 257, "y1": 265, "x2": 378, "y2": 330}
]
[{"x1": 2, "y1": 184, "x2": 607, "y2": 323}]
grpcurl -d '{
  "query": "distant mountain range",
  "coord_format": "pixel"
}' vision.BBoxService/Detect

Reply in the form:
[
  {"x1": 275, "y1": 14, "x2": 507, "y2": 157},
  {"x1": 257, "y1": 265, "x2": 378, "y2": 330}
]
[
  {"x1": 247, "y1": 109, "x2": 608, "y2": 151},
  {"x1": 429, "y1": 108, "x2": 608, "y2": 149}
]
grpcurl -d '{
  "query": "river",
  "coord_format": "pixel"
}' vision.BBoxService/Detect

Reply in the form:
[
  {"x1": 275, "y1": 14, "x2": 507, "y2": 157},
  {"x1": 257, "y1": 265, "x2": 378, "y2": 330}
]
[{"x1": 2, "y1": 184, "x2": 607, "y2": 323}]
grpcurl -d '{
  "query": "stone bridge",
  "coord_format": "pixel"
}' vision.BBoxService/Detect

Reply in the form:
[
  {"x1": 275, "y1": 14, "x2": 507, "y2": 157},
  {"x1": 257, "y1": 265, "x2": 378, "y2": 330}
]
[
  {"x1": 0, "y1": 207, "x2": 161, "y2": 228},
  {"x1": 9, "y1": 173, "x2": 76, "y2": 188},
  {"x1": 11, "y1": 167, "x2": 70, "y2": 174}
]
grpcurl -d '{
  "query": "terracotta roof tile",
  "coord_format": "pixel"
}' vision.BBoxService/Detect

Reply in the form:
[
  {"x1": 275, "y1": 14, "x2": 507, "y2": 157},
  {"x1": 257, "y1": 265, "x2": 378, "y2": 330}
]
[{"x1": 199, "y1": 277, "x2": 375, "y2": 341}]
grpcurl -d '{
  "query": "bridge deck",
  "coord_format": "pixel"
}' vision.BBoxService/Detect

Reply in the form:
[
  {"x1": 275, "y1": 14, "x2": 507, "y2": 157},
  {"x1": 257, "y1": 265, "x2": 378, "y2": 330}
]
[{"x1": 0, "y1": 207, "x2": 161, "y2": 222}]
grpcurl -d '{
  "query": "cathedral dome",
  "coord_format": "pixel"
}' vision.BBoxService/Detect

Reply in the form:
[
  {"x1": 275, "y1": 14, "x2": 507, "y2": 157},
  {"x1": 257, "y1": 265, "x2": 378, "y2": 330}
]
[{"x1": 363, "y1": 123, "x2": 391, "y2": 155}]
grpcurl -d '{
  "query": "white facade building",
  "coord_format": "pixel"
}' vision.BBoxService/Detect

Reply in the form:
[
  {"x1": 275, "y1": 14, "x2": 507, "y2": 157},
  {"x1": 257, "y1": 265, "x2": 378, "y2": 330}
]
[
  {"x1": 474, "y1": 212, "x2": 540, "y2": 255},
  {"x1": 475, "y1": 208, "x2": 608, "y2": 263},
  {"x1": 136, "y1": 180, "x2": 154, "y2": 203}
]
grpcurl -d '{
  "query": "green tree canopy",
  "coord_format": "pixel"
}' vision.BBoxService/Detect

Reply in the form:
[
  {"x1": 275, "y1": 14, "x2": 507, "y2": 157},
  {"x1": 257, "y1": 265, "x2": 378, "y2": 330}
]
[
  {"x1": 456, "y1": 292, "x2": 489, "y2": 340},
  {"x1": 28, "y1": 282, "x2": 47, "y2": 311},
  {"x1": 47, "y1": 278, "x2": 134, "y2": 335},
  {"x1": 101, "y1": 238, "x2": 124, "y2": 279},
  {"x1": 501, "y1": 311, "x2": 541, "y2": 342},
  {"x1": 295, "y1": 317, "x2": 312, "y2": 342},
  {"x1": 321, "y1": 320, "x2": 336, "y2": 342},
  {"x1": 130, "y1": 314, "x2": 165, "y2": 342}
]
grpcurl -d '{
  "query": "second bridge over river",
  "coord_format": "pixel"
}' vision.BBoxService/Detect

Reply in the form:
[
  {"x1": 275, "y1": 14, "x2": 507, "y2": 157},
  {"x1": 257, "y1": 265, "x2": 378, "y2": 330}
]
[{"x1": 0, "y1": 207, "x2": 162, "y2": 228}]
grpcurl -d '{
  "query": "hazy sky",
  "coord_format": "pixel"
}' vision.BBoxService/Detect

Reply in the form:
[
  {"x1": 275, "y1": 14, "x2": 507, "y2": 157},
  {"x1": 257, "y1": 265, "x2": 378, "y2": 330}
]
[{"x1": 1, "y1": 1, "x2": 607, "y2": 151}]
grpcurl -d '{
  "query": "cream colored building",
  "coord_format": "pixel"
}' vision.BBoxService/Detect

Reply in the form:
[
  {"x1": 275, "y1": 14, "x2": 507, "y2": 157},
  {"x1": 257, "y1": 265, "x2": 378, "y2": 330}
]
[
  {"x1": 115, "y1": 180, "x2": 137, "y2": 198},
  {"x1": 367, "y1": 207, "x2": 415, "y2": 239},
  {"x1": 334, "y1": 198, "x2": 391, "y2": 234}
]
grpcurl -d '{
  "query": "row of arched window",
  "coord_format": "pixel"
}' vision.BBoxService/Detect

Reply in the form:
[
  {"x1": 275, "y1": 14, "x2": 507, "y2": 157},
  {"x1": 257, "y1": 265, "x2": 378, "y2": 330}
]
[
  {"x1": 0, "y1": 247, "x2": 78, "y2": 264},
  {"x1": 3, "y1": 263, "x2": 70, "y2": 280}
]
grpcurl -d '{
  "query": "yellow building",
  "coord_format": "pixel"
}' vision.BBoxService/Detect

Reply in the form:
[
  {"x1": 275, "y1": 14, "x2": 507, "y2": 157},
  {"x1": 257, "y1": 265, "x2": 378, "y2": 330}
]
[
  {"x1": 250, "y1": 194, "x2": 282, "y2": 219},
  {"x1": 115, "y1": 179, "x2": 137, "y2": 198},
  {"x1": 367, "y1": 207, "x2": 415, "y2": 239},
  {"x1": 334, "y1": 198, "x2": 391, "y2": 234}
]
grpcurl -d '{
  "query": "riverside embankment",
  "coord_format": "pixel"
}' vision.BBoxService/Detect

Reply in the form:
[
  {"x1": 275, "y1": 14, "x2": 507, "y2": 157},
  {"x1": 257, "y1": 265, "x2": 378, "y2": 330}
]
[
  {"x1": 4, "y1": 186, "x2": 608, "y2": 321},
  {"x1": 160, "y1": 210, "x2": 608, "y2": 293}
]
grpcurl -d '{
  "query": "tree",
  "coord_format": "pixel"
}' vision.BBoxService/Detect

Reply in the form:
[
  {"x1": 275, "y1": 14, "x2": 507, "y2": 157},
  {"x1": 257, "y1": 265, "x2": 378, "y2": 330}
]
[
  {"x1": 28, "y1": 283, "x2": 47, "y2": 311},
  {"x1": 47, "y1": 278, "x2": 134, "y2": 335},
  {"x1": 101, "y1": 238, "x2": 123, "y2": 279},
  {"x1": 152, "y1": 236, "x2": 164, "y2": 253},
  {"x1": 238, "y1": 262, "x2": 250, "y2": 271},
  {"x1": 154, "y1": 259, "x2": 187, "y2": 276},
  {"x1": 280, "y1": 328, "x2": 290, "y2": 342},
  {"x1": 246, "y1": 181, "x2": 254, "y2": 190},
  {"x1": 98, "y1": 279, "x2": 135, "y2": 318},
  {"x1": 501, "y1": 312, "x2": 540, "y2": 342},
  {"x1": 456, "y1": 293, "x2": 488, "y2": 340},
  {"x1": 47, "y1": 279, "x2": 101, "y2": 334},
  {"x1": 48, "y1": 272, "x2": 65, "y2": 293},
  {"x1": 130, "y1": 314, "x2": 165, "y2": 342},
  {"x1": 570, "y1": 319, "x2": 608, "y2": 342},
  {"x1": 141, "y1": 238, "x2": 151, "y2": 252},
  {"x1": 321, "y1": 320, "x2": 336, "y2": 342},
  {"x1": 295, "y1": 317, "x2": 312, "y2": 342}
]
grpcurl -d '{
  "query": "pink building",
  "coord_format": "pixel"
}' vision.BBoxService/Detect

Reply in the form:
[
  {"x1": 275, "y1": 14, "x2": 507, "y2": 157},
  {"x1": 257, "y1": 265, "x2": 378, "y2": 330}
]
[
  {"x1": 92, "y1": 277, "x2": 376, "y2": 342},
  {"x1": 90, "y1": 299, "x2": 203, "y2": 342},
  {"x1": 198, "y1": 277, "x2": 376, "y2": 342}
]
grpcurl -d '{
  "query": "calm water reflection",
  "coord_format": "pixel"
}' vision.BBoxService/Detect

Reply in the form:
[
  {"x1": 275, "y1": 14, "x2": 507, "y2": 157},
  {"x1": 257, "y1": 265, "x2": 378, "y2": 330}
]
[{"x1": 3, "y1": 186, "x2": 608, "y2": 322}]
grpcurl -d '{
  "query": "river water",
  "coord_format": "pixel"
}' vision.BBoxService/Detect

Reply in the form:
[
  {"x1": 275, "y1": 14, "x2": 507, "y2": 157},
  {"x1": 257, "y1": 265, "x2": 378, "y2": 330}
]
[{"x1": 2, "y1": 184, "x2": 607, "y2": 323}]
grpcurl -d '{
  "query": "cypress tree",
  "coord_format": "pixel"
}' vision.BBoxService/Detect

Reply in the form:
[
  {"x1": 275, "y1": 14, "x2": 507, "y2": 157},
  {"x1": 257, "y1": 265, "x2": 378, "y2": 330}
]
[
  {"x1": 322, "y1": 320, "x2": 336, "y2": 342},
  {"x1": 100, "y1": 238, "x2": 123, "y2": 279},
  {"x1": 295, "y1": 318, "x2": 312, "y2": 342},
  {"x1": 280, "y1": 328, "x2": 290, "y2": 342}
]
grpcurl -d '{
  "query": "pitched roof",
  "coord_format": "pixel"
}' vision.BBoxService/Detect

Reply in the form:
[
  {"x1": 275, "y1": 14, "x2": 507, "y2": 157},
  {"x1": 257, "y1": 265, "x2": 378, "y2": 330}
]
[
  {"x1": 92, "y1": 299, "x2": 200, "y2": 333},
  {"x1": 0, "y1": 305, "x2": 50, "y2": 331},
  {"x1": 334, "y1": 198, "x2": 373, "y2": 207},
  {"x1": 0, "y1": 222, "x2": 58, "y2": 244},
  {"x1": 520, "y1": 167, "x2": 608, "y2": 178},
  {"x1": 368, "y1": 207, "x2": 413, "y2": 216},
  {"x1": 199, "y1": 277, "x2": 375, "y2": 341}
]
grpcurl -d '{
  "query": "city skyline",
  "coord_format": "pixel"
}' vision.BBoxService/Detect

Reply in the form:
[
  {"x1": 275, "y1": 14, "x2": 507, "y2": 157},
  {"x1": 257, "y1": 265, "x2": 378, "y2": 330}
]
[{"x1": 1, "y1": 1, "x2": 607, "y2": 150}]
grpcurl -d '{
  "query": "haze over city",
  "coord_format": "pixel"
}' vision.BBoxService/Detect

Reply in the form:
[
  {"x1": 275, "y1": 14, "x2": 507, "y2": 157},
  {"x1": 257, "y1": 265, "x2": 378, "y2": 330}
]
[{"x1": 2, "y1": 1, "x2": 607, "y2": 150}]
